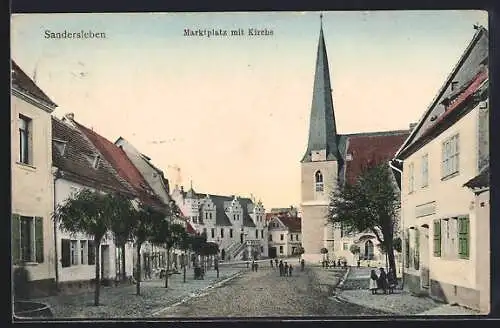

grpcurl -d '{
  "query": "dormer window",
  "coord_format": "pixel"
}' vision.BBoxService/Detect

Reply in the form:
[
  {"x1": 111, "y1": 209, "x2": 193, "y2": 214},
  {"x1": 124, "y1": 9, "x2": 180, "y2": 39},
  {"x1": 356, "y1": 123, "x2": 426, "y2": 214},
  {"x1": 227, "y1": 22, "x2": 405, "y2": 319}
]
[
  {"x1": 92, "y1": 155, "x2": 100, "y2": 169},
  {"x1": 53, "y1": 139, "x2": 67, "y2": 157},
  {"x1": 451, "y1": 81, "x2": 459, "y2": 91},
  {"x1": 315, "y1": 170, "x2": 324, "y2": 192}
]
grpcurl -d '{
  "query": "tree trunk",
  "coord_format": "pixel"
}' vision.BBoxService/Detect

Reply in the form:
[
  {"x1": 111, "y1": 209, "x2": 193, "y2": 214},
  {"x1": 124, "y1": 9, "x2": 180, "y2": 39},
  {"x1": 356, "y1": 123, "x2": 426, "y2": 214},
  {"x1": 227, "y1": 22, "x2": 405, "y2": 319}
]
[
  {"x1": 136, "y1": 242, "x2": 142, "y2": 296},
  {"x1": 183, "y1": 251, "x2": 187, "y2": 283},
  {"x1": 121, "y1": 244, "x2": 127, "y2": 281},
  {"x1": 387, "y1": 242, "x2": 397, "y2": 273},
  {"x1": 94, "y1": 241, "x2": 101, "y2": 306},
  {"x1": 165, "y1": 247, "x2": 170, "y2": 288}
]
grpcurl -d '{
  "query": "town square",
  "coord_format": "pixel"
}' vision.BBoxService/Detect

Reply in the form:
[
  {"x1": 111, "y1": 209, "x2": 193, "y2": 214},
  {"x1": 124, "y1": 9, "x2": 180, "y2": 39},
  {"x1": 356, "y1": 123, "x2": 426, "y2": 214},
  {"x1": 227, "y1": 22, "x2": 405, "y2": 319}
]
[{"x1": 10, "y1": 10, "x2": 490, "y2": 319}]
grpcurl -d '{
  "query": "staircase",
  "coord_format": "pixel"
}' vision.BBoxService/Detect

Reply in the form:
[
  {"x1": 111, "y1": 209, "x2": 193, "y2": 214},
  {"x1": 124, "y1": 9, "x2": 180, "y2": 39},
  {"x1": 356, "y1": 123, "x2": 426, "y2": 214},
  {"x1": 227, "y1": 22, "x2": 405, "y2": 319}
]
[{"x1": 231, "y1": 241, "x2": 248, "y2": 260}]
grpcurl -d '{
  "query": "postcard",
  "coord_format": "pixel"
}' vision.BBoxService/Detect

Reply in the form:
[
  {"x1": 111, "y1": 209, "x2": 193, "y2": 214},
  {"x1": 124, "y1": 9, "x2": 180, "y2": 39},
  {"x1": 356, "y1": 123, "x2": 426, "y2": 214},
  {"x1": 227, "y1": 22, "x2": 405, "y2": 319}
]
[{"x1": 10, "y1": 10, "x2": 490, "y2": 320}]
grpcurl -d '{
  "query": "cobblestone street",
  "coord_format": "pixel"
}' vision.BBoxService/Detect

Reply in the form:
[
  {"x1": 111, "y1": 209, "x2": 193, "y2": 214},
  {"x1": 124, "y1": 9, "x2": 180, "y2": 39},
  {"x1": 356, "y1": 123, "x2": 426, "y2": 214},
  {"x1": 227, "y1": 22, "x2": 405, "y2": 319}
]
[{"x1": 154, "y1": 265, "x2": 390, "y2": 317}]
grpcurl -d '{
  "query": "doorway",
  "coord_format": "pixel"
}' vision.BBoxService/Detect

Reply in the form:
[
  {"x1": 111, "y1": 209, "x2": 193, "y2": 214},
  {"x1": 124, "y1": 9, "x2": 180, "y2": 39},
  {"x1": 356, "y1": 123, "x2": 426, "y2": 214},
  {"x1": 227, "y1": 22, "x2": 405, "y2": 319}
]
[
  {"x1": 240, "y1": 233, "x2": 244, "y2": 244},
  {"x1": 364, "y1": 240, "x2": 374, "y2": 260},
  {"x1": 420, "y1": 225, "x2": 430, "y2": 291},
  {"x1": 269, "y1": 247, "x2": 277, "y2": 258},
  {"x1": 221, "y1": 249, "x2": 226, "y2": 261}
]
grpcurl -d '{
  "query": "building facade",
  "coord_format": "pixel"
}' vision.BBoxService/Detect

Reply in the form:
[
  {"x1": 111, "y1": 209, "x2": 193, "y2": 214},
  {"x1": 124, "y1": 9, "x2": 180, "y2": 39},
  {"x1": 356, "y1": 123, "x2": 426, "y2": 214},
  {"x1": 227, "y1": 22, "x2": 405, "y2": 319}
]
[
  {"x1": 52, "y1": 117, "x2": 137, "y2": 292},
  {"x1": 267, "y1": 215, "x2": 302, "y2": 258},
  {"x1": 300, "y1": 19, "x2": 409, "y2": 265},
  {"x1": 11, "y1": 60, "x2": 58, "y2": 297},
  {"x1": 392, "y1": 27, "x2": 489, "y2": 312},
  {"x1": 171, "y1": 185, "x2": 267, "y2": 261}
]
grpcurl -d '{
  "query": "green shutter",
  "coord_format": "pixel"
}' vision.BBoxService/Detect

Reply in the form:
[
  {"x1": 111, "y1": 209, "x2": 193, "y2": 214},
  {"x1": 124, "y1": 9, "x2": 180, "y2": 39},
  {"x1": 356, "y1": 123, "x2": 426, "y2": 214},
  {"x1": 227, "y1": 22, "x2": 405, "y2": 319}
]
[
  {"x1": 61, "y1": 239, "x2": 71, "y2": 267},
  {"x1": 458, "y1": 217, "x2": 469, "y2": 259},
  {"x1": 35, "y1": 217, "x2": 44, "y2": 263},
  {"x1": 12, "y1": 214, "x2": 21, "y2": 264},
  {"x1": 433, "y1": 219, "x2": 441, "y2": 257}
]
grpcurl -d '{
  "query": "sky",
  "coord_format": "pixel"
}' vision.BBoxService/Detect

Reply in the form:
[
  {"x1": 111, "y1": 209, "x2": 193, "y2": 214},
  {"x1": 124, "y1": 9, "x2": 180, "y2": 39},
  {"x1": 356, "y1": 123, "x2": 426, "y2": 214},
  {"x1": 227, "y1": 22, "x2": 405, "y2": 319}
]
[{"x1": 11, "y1": 10, "x2": 488, "y2": 209}]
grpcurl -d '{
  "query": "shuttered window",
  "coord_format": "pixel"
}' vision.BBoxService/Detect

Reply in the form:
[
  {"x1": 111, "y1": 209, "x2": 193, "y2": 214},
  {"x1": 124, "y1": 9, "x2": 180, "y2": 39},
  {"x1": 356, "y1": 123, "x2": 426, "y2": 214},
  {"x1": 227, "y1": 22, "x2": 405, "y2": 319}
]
[
  {"x1": 433, "y1": 219, "x2": 441, "y2": 257},
  {"x1": 414, "y1": 229, "x2": 420, "y2": 270},
  {"x1": 35, "y1": 217, "x2": 44, "y2": 263},
  {"x1": 458, "y1": 216, "x2": 470, "y2": 259},
  {"x1": 12, "y1": 214, "x2": 21, "y2": 264},
  {"x1": 61, "y1": 239, "x2": 71, "y2": 267},
  {"x1": 88, "y1": 240, "x2": 96, "y2": 265}
]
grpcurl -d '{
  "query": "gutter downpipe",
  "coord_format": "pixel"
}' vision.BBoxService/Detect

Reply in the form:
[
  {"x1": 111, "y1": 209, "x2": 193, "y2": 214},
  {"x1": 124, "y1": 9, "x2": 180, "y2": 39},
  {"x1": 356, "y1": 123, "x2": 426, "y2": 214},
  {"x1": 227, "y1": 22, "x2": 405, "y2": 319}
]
[
  {"x1": 52, "y1": 167, "x2": 62, "y2": 292},
  {"x1": 389, "y1": 159, "x2": 404, "y2": 289}
]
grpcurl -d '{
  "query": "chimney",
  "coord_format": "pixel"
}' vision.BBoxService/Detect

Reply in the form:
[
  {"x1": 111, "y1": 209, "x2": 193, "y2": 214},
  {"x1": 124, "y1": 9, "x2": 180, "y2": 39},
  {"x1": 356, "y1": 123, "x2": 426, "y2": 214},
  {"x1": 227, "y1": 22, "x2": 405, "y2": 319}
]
[
  {"x1": 180, "y1": 186, "x2": 184, "y2": 192},
  {"x1": 65, "y1": 113, "x2": 75, "y2": 120},
  {"x1": 409, "y1": 122, "x2": 418, "y2": 131}
]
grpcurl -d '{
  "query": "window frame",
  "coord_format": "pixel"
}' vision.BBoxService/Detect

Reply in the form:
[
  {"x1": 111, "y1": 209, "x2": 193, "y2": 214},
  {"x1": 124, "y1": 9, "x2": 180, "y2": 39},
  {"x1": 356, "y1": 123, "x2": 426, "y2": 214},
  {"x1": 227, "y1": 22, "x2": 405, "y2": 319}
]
[
  {"x1": 458, "y1": 216, "x2": 470, "y2": 259},
  {"x1": 408, "y1": 162, "x2": 415, "y2": 193},
  {"x1": 315, "y1": 170, "x2": 324, "y2": 192},
  {"x1": 421, "y1": 154, "x2": 429, "y2": 188},
  {"x1": 441, "y1": 134, "x2": 460, "y2": 179},
  {"x1": 18, "y1": 114, "x2": 32, "y2": 165}
]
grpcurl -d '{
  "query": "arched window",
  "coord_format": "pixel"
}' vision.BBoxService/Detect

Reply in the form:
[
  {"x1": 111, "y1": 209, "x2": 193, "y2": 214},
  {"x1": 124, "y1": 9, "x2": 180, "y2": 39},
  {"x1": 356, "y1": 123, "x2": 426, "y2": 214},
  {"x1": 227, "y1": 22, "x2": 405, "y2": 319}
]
[{"x1": 315, "y1": 171, "x2": 324, "y2": 192}]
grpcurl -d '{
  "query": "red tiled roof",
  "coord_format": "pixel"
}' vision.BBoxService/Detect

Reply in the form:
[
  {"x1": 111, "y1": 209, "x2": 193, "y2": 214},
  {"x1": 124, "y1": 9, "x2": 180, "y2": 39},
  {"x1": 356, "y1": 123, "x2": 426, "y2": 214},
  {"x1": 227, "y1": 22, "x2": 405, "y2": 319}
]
[
  {"x1": 345, "y1": 132, "x2": 409, "y2": 186},
  {"x1": 278, "y1": 216, "x2": 301, "y2": 233},
  {"x1": 186, "y1": 221, "x2": 196, "y2": 234},
  {"x1": 74, "y1": 121, "x2": 167, "y2": 211}
]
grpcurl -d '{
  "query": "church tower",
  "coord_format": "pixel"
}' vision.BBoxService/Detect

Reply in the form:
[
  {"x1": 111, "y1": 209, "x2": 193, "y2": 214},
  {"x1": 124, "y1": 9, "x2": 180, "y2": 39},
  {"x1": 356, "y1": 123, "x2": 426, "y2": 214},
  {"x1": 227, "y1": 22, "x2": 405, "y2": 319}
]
[{"x1": 300, "y1": 15, "x2": 340, "y2": 263}]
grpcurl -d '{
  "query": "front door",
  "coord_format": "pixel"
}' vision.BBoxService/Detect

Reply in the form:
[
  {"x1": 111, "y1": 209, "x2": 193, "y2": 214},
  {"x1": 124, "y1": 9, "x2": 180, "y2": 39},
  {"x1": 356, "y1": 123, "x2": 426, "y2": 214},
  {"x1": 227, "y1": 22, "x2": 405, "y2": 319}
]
[{"x1": 269, "y1": 247, "x2": 277, "y2": 258}]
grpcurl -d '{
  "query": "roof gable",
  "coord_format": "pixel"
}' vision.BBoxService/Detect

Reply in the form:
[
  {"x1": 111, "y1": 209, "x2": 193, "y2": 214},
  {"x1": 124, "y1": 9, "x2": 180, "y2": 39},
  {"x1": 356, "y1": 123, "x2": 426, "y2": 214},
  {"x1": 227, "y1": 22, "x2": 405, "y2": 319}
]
[
  {"x1": 395, "y1": 27, "x2": 488, "y2": 159},
  {"x1": 11, "y1": 60, "x2": 57, "y2": 109}
]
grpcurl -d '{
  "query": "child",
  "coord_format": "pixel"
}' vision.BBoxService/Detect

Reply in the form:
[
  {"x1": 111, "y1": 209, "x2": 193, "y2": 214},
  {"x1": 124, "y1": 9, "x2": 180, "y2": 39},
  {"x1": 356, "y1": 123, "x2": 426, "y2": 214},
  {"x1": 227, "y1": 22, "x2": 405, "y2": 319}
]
[
  {"x1": 369, "y1": 269, "x2": 378, "y2": 295},
  {"x1": 288, "y1": 264, "x2": 293, "y2": 277}
]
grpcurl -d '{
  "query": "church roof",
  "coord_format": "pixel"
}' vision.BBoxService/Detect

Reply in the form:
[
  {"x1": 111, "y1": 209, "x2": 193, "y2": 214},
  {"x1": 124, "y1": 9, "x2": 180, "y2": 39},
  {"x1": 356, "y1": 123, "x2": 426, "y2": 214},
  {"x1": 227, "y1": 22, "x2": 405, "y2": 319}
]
[
  {"x1": 343, "y1": 131, "x2": 410, "y2": 186},
  {"x1": 302, "y1": 21, "x2": 339, "y2": 162}
]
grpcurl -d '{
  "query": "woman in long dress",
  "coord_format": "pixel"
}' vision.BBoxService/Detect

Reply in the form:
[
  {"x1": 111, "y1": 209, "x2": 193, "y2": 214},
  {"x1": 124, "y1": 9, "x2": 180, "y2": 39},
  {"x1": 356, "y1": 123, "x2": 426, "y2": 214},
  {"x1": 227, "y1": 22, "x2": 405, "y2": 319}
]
[{"x1": 369, "y1": 269, "x2": 378, "y2": 294}]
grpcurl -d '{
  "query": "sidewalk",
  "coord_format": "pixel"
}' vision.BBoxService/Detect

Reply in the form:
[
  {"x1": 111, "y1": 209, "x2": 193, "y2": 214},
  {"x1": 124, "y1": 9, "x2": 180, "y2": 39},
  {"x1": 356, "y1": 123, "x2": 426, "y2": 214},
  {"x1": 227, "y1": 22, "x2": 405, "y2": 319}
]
[
  {"x1": 33, "y1": 266, "x2": 245, "y2": 318},
  {"x1": 337, "y1": 267, "x2": 480, "y2": 316}
]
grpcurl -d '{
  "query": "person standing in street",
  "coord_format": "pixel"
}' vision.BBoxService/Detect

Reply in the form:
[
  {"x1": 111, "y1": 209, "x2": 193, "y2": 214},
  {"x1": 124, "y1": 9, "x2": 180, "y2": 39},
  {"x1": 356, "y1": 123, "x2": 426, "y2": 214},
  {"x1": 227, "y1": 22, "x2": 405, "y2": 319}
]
[
  {"x1": 378, "y1": 267, "x2": 388, "y2": 294},
  {"x1": 288, "y1": 264, "x2": 293, "y2": 277},
  {"x1": 270, "y1": 259, "x2": 274, "y2": 268},
  {"x1": 369, "y1": 269, "x2": 378, "y2": 294},
  {"x1": 279, "y1": 260, "x2": 284, "y2": 276},
  {"x1": 275, "y1": 258, "x2": 279, "y2": 268},
  {"x1": 284, "y1": 262, "x2": 289, "y2": 277}
]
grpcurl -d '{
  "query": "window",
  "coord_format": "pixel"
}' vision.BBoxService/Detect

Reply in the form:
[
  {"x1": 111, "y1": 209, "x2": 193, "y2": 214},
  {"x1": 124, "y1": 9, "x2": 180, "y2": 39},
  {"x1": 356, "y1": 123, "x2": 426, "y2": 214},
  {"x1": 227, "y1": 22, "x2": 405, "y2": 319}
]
[
  {"x1": 11, "y1": 215, "x2": 43, "y2": 264},
  {"x1": 211, "y1": 228, "x2": 215, "y2": 238},
  {"x1": 18, "y1": 115, "x2": 32, "y2": 165},
  {"x1": 290, "y1": 234, "x2": 293, "y2": 241},
  {"x1": 255, "y1": 230, "x2": 258, "y2": 239},
  {"x1": 315, "y1": 171, "x2": 324, "y2": 192},
  {"x1": 451, "y1": 81, "x2": 459, "y2": 91},
  {"x1": 280, "y1": 234, "x2": 284, "y2": 241},
  {"x1": 88, "y1": 240, "x2": 96, "y2": 265},
  {"x1": 230, "y1": 229, "x2": 233, "y2": 238},
  {"x1": 220, "y1": 228, "x2": 224, "y2": 238},
  {"x1": 279, "y1": 246, "x2": 283, "y2": 254},
  {"x1": 442, "y1": 134, "x2": 460, "y2": 178},
  {"x1": 458, "y1": 216, "x2": 470, "y2": 259},
  {"x1": 80, "y1": 240, "x2": 87, "y2": 264},
  {"x1": 421, "y1": 154, "x2": 429, "y2": 188},
  {"x1": 209, "y1": 213, "x2": 212, "y2": 220},
  {"x1": 269, "y1": 235, "x2": 273, "y2": 241},
  {"x1": 408, "y1": 163, "x2": 415, "y2": 193},
  {"x1": 70, "y1": 240, "x2": 78, "y2": 265},
  {"x1": 433, "y1": 220, "x2": 441, "y2": 257},
  {"x1": 261, "y1": 230, "x2": 264, "y2": 239},
  {"x1": 205, "y1": 213, "x2": 208, "y2": 220},
  {"x1": 343, "y1": 243, "x2": 348, "y2": 250}
]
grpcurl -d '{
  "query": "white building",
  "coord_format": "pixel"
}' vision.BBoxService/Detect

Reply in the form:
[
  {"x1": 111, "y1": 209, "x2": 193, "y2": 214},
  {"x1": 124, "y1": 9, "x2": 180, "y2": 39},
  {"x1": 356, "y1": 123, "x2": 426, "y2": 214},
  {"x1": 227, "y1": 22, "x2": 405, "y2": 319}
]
[
  {"x1": 11, "y1": 60, "x2": 58, "y2": 297},
  {"x1": 52, "y1": 117, "x2": 137, "y2": 292},
  {"x1": 267, "y1": 214, "x2": 302, "y2": 258},
  {"x1": 392, "y1": 26, "x2": 489, "y2": 312},
  {"x1": 171, "y1": 185, "x2": 267, "y2": 261}
]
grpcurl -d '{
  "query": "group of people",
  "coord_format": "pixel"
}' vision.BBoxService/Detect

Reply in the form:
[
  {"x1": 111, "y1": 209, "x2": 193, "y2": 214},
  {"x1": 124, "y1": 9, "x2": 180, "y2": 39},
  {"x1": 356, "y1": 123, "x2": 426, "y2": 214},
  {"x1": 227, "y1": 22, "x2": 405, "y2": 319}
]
[
  {"x1": 270, "y1": 258, "x2": 293, "y2": 276},
  {"x1": 322, "y1": 259, "x2": 347, "y2": 268},
  {"x1": 369, "y1": 267, "x2": 397, "y2": 295}
]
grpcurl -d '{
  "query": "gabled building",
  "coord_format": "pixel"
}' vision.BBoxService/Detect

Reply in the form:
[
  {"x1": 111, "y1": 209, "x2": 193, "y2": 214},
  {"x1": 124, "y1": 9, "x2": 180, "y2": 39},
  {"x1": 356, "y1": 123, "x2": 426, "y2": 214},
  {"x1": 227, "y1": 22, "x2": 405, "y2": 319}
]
[
  {"x1": 11, "y1": 60, "x2": 58, "y2": 297},
  {"x1": 171, "y1": 185, "x2": 267, "y2": 261},
  {"x1": 63, "y1": 114, "x2": 171, "y2": 280},
  {"x1": 391, "y1": 26, "x2": 489, "y2": 312},
  {"x1": 267, "y1": 214, "x2": 302, "y2": 258},
  {"x1": 51, "y1": 116, "x2": 137, "y2": 292},
  {"x1": 300, "y1": 18, "x2": 409, "y2": 264}
]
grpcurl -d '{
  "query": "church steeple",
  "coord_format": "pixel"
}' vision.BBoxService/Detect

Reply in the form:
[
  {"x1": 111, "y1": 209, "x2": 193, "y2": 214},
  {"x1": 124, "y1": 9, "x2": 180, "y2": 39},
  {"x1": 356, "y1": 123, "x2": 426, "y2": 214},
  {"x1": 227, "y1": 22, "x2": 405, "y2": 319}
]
[{"x1": 301, "y1": 15, "x2": 339, "y2": 162}]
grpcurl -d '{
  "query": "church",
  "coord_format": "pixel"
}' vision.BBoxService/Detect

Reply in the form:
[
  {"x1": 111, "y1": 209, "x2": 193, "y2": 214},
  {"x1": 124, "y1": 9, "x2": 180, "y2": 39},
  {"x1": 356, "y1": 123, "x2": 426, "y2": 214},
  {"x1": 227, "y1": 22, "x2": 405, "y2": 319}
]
[{"x1": 300, "y1": 16, "x2": 410, "y2": 265}]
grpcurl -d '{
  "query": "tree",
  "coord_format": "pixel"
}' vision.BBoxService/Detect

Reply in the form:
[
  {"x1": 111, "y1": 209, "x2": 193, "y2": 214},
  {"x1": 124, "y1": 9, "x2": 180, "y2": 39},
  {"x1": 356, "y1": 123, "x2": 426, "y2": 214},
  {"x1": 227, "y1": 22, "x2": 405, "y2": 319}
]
[
  {"x1": 52, "y1": 188, "x2": 121, "y2": 306},
  {"x1": 178, "y1": 230, "x2": 192, "y2": 283},
  {"x1": 327, "y1": 163, "x2": 400, "y2": 273},
  {"x1": 130, "y1": 204, "x2": 166, "y2": 295},
  {"x1": 349, "y1": 244, "x2": 361, "y2": 260},
  {"x1": 109, "y1": 194, "x2": 137, "y2": 281}
]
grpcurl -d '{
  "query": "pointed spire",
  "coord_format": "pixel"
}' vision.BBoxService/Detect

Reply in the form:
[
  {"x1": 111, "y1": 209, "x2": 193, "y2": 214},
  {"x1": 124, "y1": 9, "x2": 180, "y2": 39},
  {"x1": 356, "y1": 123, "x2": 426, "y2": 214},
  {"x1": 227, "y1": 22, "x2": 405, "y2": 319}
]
[{"x1": 302, "y1": 14, "x2": 339, "y2": 162}]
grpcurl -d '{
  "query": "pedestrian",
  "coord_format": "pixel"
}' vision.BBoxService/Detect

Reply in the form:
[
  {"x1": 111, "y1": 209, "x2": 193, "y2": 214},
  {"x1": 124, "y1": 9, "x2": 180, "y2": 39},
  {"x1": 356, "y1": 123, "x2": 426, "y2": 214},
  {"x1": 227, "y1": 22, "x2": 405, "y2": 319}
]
[
  {"x1": 332, "y1": 260, "x2": 336, "y2": 268},
  {"x1": 214, "y1": 258, "x2": 219, "y2": 279},
  {"x1": 279, "y1": 260, "x2": 284, "y2": 276},
  {"x1": 300, "y1": 259, "x2": 305, "y2": 272},
  {"x1": 288, "y1": 264, "x2": 293, "y2": 277},
  {"x1": 252, "y1": 260, "x2": 255, "y2": 271},
  {"x1": 284, "y1": 262, "x2": 289, "y2": 277},
  {"x1": 270, "y1": 259, "x2": 274, "y2": 268},
  {"x1": 255, "y1": 262, "x2": 259, "y2": 272},
  {"x1": 337, "y1": 259, "x2": 341, "y2": 267},
  {"x1": 247, "y1": 260, "x2": 250, "y2": 268},
  {"x1": 275, "y1": 258, "x2": 279, "y2": 268},
  {"x1": 378, "y1": 267, "x2": 388, "y2": 294},
  {"x1": 369, "y1": 269, "x2": 378, "y2": 295}
]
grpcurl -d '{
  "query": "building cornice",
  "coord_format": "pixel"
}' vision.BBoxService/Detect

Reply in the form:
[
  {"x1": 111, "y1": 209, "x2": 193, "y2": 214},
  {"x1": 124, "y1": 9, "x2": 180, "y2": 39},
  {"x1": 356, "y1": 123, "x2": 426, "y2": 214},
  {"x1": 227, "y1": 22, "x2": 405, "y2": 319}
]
[{"x1": 12, "y1": 86, "x2": 57, "y2": 113}]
